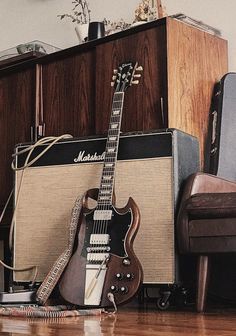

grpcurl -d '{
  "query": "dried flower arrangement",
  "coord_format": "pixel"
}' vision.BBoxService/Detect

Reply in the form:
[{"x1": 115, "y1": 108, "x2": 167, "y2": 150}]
[
  {"x1": 103, "y1": 18, "x2": 131, "y2": 35},
  {"x1": 134, "y1": 0, "x2": 157, "y2": 22},
  {"x1": 58, "y1": 0, "x2": 91, "y2": 25}
]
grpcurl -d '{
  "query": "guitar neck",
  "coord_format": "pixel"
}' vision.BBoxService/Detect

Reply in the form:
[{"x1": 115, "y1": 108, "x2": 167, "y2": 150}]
[{"x1": 97, "y1": 91, "x2": 124, "y2": 207}]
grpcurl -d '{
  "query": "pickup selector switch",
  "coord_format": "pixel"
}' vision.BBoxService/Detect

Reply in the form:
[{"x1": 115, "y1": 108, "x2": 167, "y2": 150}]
[{"x1": 122, "y1": 258, "x2": 131, "y2": 266}]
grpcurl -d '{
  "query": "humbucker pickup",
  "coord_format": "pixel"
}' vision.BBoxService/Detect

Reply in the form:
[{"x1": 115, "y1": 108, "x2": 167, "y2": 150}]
[
  {"x1": 87, "y1": 253, "x2": 110, "y2": 262},
  {"x1": 93, "y1": 210, "x2": 112, "y2": 220},
  {"x1": 89, "y1": 234, "x2": 110, "y2": 245}
]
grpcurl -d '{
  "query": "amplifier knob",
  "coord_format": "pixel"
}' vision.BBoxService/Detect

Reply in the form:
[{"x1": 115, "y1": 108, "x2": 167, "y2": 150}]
[{"x1": 120, "y1": 286, "x2": 128, "y2": 294}]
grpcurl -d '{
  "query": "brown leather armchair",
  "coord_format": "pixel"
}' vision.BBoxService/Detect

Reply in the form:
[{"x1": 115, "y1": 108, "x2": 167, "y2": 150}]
[{"x1": 177, "y1": 172, "x2": 236, "y2": 312}]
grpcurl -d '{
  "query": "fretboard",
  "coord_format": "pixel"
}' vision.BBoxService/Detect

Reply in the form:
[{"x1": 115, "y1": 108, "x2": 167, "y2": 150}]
[{"x1": 97, "y1": 92, "x2": 124, "y2": 207}]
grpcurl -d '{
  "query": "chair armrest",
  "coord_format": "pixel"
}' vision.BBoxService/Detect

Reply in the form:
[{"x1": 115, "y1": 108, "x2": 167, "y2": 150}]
[{"x1": 183, "y1": 173, "x2": 236, "y2": 200}]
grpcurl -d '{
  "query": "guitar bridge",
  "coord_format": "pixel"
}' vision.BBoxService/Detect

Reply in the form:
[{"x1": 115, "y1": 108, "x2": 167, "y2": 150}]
[{"x1": 84, "y1": 256, "x2": 109, "y2": 306}]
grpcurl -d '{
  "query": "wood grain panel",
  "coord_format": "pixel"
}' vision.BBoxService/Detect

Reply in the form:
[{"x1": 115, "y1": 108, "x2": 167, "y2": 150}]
[
  {"x1": 95, "y1": 25, "x2": 167, "y2": 134},
  {"x1": 0, "y1": 69, "x2": 35, "y2": 224},
  {"x1": 42, "y1": 51, "x2": 96, "y2": 137},
  {"x1": 166, "y1": 18, "x2": 228, "y2": 167}
]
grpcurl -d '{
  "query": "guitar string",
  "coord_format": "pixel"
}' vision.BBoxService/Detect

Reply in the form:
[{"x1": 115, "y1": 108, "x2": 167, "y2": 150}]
[
  {"x1": 98, "y1": 95, "x2": 119, "y2": 250},
  {"x1": 91, "y1": 88, "x2": 124, "y2": 264},
  {"x1": 91, "y1": 96, "x2": 116, "y2": 258},
  {"x1": 101, "y1": 94, "x2": 118, "y2": 239},
  {"x1": 103, "y1": 93, "x2": 123, "y2": 241},
  {"x1": 93, "y1": 93, "x2": 122, "y2": 260}
]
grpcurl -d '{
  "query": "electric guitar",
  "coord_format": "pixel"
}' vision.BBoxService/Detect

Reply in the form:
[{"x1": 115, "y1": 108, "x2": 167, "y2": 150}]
[{"x1": 59, "y1": 62, "x2": 143, "y2": 307}]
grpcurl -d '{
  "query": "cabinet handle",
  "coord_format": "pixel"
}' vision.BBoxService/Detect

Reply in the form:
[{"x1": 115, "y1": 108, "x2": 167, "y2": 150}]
[
  {"x1": 160, "y1": 97, "x2": 165, "y2": 127},
  {"x1": 30, "y1": 123, "x2": 46, "y2": 142}
]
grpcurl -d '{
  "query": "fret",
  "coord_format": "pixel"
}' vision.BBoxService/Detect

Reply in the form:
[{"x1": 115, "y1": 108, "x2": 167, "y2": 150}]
[
  {"x1": 107, "y1": 142, "x2": 117, "y2": 146},
  {"x1": 107, "y1": 132, "x2": 119, "y2": 137},
  {"x1": 111, "y1": 115, "x2": 120, "y2": 119},
  {"x1": 105, "y1": 154, "x2": 116, "y2": 158},
  {"x1": 102, "y1": 172, "x2": 114, "y2": 176},
  {"x1": 103, "y1": 167, "x2": 115, "y2": 171}
]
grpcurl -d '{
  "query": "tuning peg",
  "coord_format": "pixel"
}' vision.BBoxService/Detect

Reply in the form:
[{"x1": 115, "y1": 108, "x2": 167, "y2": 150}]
[
  {"x1": 134, "y1": 74, "x2": 141, "y2": 78},
  {"x1": 136, "y1": 66, "x2": 143, "y2": 71},
  {"x1": 112, "y1": 75, "x2": 117, "y2": 80},
  {"x1": 132, "y1": 80, "x2": 139, "y2": 85},
  {"x1": 111, "y1": 82, "x2": 115, "y2": 87},
  {"x1": 113, "y1": 69, "x2": 118, "y2": 74}
]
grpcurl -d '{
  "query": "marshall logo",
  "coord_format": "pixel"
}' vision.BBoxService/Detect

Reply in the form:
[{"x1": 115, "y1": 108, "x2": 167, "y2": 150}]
[{"x1": 74, "y1": 150, "x2": 105, "y2": 163}]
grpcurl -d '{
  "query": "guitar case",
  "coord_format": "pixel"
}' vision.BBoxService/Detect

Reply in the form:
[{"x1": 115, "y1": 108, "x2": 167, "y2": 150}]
[{"x1": 205, "y1": 72, "x2": 236, "y2": 303}]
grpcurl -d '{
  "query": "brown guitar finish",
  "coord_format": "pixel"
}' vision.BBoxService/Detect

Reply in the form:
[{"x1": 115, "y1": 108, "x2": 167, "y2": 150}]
[
  {"x1": 59, "y1": 194, "x2": 143, "y2": 307},
  {"x1": 59, "y1": 62, "x2": 143, "y2": 307}
]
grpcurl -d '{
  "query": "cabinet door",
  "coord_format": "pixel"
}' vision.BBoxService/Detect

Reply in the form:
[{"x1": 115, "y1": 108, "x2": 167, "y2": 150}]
[
  {"x1": 42, "y1": 50, "x2": 96, "y2": 137},
  {"x1": 95, "y1": 24, "x2": 167, "y2": 134},
  {"x1": 0, "y1": 69, "x2": 35, "y2": 224}
]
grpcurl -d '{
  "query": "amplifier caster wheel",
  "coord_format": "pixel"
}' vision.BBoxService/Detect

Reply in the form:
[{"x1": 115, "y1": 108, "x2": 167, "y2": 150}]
[
  {"x1": 156, "y1": 290, "x2": 171, "y2": 310},
  {"x1": 156, "y1": 297, "x2": 170, "y2": 310}
]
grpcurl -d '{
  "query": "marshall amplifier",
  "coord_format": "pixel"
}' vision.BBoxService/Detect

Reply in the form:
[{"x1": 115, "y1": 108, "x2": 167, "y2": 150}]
[{"x1": 13, "y1": 129, "x2": 199, "y2": 284}]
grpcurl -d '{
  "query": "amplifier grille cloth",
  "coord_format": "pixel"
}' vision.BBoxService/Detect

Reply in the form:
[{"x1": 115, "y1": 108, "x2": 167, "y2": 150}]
[{"x1": 14, "y1": 157, "x2": 174, "y2": 284}]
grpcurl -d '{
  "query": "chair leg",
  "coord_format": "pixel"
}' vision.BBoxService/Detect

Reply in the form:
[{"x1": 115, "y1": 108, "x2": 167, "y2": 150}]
[{"x1": 197, "y1": 255, "x2": 209, "y2": 313}]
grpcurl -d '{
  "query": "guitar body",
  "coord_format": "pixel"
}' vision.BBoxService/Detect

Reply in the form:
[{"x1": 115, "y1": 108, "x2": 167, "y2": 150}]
[{"x1": 59, "y1": 192, "x2": 143, "y2": 307}]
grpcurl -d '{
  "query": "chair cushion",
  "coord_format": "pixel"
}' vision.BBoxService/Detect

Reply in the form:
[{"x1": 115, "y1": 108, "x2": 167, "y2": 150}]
[
  {"x1": 189, "y1": 218, "x2": 236, "y2": 236},
  {"x1": 189, "y1": 236, "x2": 236, "y2": 253},
  {"x1": 185, "y1": 193, "x2": 236, "y2": 218},
  {"x1": 178, "y1": 192, "x2": 236, "y2": 253},
  {"x1": 189, "y1": 217, "x2": 236, "y2": 253}
]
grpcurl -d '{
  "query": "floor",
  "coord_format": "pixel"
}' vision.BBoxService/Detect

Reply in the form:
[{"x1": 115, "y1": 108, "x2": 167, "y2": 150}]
[{"x1": 0, "y1": 300, "x2": 236, "y2": 336}]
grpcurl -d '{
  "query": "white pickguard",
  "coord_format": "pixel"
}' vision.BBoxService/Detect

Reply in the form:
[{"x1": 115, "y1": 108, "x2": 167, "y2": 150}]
[{"x1": 84, "y1": 264, "x2": 107, "y2": 306}]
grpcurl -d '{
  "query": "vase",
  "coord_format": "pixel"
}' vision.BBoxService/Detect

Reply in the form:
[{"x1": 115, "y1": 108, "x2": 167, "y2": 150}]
[{"x1": 75, "y1": 24, "x2": 89, "y2": 43}]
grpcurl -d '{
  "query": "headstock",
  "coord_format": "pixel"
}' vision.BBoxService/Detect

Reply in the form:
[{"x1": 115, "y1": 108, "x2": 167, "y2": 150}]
[{"x1": 111, "y1": 62, "x2": 143, "y2": 92}]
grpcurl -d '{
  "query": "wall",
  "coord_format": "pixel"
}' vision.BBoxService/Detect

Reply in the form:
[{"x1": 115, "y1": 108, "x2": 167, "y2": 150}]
[{"x1": 0, "y1": 0, "x2": 234, "y2": 70}]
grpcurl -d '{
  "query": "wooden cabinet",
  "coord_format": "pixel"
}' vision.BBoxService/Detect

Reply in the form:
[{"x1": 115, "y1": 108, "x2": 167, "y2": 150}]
[
  {"x1": 0, "y1": 68, "x2": 35, "y2": 225},
  {"x1": 0, "y1": 17, "x2": 228, "y2": 223}
]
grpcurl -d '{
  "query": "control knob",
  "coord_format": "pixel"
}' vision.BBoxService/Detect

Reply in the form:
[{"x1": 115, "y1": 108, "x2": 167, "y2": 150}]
[{"x1": 120, "y1": 286, "x2": 128, "y2": 294}]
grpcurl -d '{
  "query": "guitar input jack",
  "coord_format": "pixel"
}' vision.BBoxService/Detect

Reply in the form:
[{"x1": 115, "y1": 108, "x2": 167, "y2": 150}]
[{"x1": 106, "y1": 292, "x2": 118, "y2": 314}]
